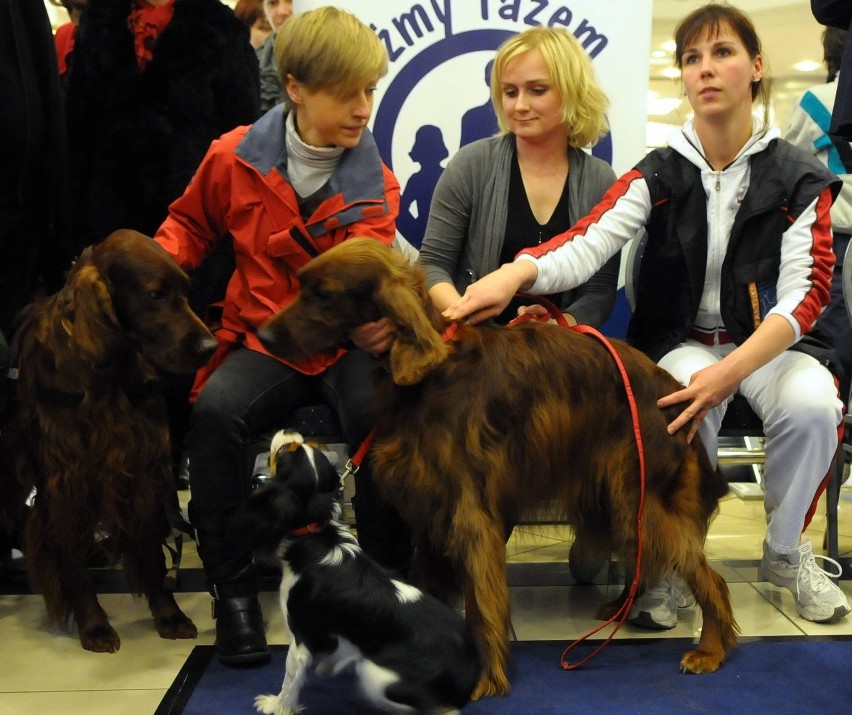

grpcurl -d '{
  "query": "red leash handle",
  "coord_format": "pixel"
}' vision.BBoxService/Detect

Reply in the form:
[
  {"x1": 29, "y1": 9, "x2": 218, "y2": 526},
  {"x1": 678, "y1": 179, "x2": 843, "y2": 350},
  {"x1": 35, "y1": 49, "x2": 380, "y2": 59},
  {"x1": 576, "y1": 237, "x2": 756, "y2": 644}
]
[
  {"x1": 507, "y1": 295, "x2": 648, "y2": 670},
  {"x1": 505, "y1": 294, "x2": 573, "y2": 329}
]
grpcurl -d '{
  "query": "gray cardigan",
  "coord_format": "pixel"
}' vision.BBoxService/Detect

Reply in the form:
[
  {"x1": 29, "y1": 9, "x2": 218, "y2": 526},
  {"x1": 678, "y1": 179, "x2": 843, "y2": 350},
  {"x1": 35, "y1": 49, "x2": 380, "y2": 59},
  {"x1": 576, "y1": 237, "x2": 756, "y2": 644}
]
[{"x1": 418, "y1": 133, "x2": 620, "y2": 326}]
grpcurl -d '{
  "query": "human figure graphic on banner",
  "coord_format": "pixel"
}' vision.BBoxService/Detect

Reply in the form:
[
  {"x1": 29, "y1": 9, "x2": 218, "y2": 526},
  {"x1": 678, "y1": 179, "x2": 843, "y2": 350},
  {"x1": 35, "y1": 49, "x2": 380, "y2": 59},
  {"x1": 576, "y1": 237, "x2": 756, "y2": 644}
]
[
  {"x1": 398, "y1": 124, "x2": 449, "y2": 249},
  {"x1": 460, "y1": 59, "x2": 500, "y2": 147}
]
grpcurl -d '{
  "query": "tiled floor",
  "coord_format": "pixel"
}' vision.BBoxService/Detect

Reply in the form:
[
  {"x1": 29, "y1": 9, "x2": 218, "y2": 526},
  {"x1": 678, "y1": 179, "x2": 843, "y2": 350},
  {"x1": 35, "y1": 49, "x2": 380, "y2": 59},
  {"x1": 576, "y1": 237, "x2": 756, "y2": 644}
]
[{"x1": 1, "y1": 484, "x2": 850, "y2": 714}]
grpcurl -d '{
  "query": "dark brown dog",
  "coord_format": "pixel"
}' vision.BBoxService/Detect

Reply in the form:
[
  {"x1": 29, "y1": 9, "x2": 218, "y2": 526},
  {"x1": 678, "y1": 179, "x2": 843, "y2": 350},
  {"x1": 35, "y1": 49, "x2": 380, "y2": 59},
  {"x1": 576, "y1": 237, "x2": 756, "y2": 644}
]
[
  {"x1": 257, "y1": 238, "x2": 738, "y2": 700},
  {"x1": 8, "y1": 229, "x2": 217, "y2": 652}
]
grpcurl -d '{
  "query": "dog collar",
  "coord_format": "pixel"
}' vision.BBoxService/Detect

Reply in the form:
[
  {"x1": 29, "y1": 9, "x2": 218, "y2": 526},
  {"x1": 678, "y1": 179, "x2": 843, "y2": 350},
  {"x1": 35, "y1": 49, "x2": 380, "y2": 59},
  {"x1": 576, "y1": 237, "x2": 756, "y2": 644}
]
[{"x1": 288, "y1": 520, "x2": 328, "y2": 537}]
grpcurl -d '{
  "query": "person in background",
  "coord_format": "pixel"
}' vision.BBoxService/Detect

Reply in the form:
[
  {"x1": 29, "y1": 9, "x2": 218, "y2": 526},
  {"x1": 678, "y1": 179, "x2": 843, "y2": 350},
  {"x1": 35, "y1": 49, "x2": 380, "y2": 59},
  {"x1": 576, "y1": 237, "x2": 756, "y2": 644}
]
[
  {"x1": 49, "y1": 0, "x2": 88, "y2": 87},
  {"x1": 64, "y1": 0, "x2": 260, "y2": 492},
  {"x1": 0, "y1": 0, "x2": 74, "y2": 341},
  {"x1": 812, "y1": 0, "x2": 852, "y2": 140},
  {"x1": 234, "y1": 0, "x2": 271, "y2": 49},
  {"x1": 444, "y1": 3, "x2": 851, "y2": 628},
  {"x1": 419, "y1": 26, "x2": 619, "y2": 329},
  {"x1": 154, "y1": 6, "x2": 411, "y2": 666},
  {"x1": 1, "y1": 0, "x2": 76, "y2": 582},
  {"x1": 256, "y1": 0, "x2": 292, "y2": 111},
  {"x1": 786, "y1": 27, "x2": 852, "y2": 403},
  {"x1": 64, "y1": 0, "x2": 259, "y2": 250}
]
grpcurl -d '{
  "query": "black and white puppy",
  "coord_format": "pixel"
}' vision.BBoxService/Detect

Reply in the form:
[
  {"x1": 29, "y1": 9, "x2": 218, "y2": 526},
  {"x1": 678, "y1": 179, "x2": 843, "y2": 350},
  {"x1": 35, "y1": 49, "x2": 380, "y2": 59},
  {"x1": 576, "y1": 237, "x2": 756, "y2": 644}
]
[{"x1": 241, "y1": 430, "x2": 482, "y2": 715}]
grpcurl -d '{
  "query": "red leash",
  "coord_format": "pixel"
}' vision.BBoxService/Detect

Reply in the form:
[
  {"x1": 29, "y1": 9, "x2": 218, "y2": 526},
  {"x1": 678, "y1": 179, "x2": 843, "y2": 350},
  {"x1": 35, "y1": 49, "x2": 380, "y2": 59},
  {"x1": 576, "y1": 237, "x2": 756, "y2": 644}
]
[{"x1": 508, "y1": 297, "x2": 647, "y2": 670}]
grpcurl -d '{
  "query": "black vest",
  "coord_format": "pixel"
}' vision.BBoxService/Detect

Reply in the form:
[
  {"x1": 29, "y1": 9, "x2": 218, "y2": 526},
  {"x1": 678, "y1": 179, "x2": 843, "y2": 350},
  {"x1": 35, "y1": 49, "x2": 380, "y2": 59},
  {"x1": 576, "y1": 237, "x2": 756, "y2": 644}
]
[{"x1": 627, "y1": 139, "x2": 841, "y2": 376}]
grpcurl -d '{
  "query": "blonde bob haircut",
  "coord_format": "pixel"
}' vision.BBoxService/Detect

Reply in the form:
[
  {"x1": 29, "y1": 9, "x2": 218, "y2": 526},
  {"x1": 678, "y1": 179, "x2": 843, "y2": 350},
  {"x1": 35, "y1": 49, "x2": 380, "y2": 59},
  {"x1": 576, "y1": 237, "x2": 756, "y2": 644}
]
[
  {"x1": 490, "y1": 27, "x2": 610, "y2": 148},
  {"x1": 275, "y1": 6, "x2": 388, "y2": 110}
]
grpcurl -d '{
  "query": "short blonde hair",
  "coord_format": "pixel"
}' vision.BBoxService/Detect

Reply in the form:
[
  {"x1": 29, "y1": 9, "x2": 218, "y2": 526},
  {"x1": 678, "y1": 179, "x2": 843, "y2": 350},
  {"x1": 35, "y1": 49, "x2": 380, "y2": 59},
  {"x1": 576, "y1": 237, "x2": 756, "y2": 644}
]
[
  {"x1": 275, "y1": 6, "x2": 388, "y2": 109},
  {"x1": 490, "y1": 27, "x2": 610, "y2": 148}
]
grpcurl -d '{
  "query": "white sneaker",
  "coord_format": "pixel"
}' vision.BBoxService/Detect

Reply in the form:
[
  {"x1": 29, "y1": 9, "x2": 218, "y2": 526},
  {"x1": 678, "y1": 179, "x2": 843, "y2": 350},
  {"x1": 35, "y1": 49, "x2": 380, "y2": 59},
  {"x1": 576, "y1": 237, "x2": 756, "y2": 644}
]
[
  {"x1": 761, "y1": 539, "x2": 851, "y2": 623},
  {"x1": 628, "y1": 573, "x2": 696, "y2": 630}
]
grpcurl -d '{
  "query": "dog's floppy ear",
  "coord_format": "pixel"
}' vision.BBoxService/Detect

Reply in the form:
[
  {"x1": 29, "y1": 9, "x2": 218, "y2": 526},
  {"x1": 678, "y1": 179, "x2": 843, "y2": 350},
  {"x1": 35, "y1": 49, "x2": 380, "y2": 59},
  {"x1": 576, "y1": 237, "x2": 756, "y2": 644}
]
[
  {"x1": 314, "y1": 448, "x2": 340, "y2": 492},
  {"x1": 375, "y1": 272, "x2": 448, "y2": 386},
  {"x1": 236, "y1": 482, "x2": 301, "y2": 552},
  {"x1": 62, "y1": 261, "x2": 123, "y2": 365}
]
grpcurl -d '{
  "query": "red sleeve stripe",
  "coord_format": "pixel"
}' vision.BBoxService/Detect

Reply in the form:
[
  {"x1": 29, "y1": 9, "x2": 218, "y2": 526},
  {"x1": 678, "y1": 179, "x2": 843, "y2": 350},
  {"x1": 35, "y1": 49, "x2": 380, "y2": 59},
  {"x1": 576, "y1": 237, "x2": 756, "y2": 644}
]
[
  {"x1": 791, "y1": 187, "x2": 835, "y2": 333},
  {"x1": 517, "y1": 169, "x2": 645, "y2": 259}
]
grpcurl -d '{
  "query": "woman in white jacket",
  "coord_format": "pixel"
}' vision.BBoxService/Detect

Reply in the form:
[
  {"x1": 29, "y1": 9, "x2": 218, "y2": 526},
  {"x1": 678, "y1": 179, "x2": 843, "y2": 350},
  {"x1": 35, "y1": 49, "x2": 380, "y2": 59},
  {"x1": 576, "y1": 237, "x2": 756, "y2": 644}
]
[{"x1": 445, "y1": 3, "x2": 850, "y2": 627}]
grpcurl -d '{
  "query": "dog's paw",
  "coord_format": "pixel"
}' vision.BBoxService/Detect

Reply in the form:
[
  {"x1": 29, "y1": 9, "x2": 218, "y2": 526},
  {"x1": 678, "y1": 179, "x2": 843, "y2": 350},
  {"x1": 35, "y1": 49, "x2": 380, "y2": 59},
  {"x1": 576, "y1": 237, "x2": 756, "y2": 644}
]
[
  {"x1": 679, "y1": 649, "x2": 724, "y2": 674},
  {"x1": 155, "y1": 613, "x2": 198, "y2": 640},
  {"x1": 80, "y1": 622, "x2": 121, "y2": 653},
  {"x1": 594, "y1": 600, "x2": 622, "y2": 621},
  {"x1": 470, "y1": 672, "x2": 510, "y2": 700},
  {"x1": 254, "y1": 693, "x2": 301, "y2": 715}
]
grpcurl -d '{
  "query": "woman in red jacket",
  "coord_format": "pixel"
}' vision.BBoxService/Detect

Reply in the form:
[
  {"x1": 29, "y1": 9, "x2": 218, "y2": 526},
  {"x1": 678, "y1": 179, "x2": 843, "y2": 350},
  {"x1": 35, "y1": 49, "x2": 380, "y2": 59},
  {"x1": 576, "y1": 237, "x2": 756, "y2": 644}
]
[{"x1": 155, "y1": 7, "x2": 411, "y2": 667}]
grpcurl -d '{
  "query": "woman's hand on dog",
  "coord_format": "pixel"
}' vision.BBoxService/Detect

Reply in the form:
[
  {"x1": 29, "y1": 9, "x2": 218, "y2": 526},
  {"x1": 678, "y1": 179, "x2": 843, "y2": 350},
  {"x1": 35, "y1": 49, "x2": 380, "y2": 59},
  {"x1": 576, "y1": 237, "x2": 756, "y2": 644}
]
[
  {"x1": 443, "y1": 261, "x2": 539, "y2": 325},
  {"x1": 658, "y1": 361, "x2": 740, "y2": 442},
  {"x1": 659, "y1": 317, "x2": 797, "y2": 442},
  {"x1": 350, "y1": 318, "x2": 394, "y2": 356}
]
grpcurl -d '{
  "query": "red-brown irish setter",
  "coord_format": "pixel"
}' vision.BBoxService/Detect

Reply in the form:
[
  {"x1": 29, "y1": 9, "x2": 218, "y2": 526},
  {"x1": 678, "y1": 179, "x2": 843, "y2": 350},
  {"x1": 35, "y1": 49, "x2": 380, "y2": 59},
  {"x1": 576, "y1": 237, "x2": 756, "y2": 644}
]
[
  {"x1": 257, "y1": 238, "x2": 738, "y2": 700},
  {"x1": 6, "y1": 230, "x2": 217, "y2": 653}
]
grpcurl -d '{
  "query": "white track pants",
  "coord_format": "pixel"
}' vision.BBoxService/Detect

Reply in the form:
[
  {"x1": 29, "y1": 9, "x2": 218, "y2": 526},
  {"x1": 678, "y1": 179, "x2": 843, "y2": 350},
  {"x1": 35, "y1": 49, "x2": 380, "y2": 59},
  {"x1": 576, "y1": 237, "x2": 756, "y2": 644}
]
[{"x1": 658, "y1": 340, "x2": 842, "y2": 555}]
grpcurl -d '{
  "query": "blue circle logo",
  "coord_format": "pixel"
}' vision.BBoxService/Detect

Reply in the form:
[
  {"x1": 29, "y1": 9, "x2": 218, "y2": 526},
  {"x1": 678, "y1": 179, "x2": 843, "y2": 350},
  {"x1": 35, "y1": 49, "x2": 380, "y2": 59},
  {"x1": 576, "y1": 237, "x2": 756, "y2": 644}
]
[{"x1": 374, "y1": 29, "x2": 612, "y2": 248}]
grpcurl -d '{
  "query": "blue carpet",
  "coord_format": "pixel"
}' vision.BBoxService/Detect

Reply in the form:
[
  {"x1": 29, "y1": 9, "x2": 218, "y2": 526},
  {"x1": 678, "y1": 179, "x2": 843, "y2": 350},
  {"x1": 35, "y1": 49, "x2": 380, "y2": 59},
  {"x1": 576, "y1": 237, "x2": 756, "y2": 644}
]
[{"x1": 156, "y1": 637, "x2": 852, "y2": 714}]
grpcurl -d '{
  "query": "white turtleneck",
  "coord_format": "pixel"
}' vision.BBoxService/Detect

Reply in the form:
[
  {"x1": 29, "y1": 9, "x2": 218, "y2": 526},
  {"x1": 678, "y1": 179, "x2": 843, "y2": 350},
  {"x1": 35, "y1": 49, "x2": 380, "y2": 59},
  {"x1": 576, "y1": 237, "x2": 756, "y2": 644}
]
[{"x1": 285, "y1": 112, "x2": 345, "y2": 198}]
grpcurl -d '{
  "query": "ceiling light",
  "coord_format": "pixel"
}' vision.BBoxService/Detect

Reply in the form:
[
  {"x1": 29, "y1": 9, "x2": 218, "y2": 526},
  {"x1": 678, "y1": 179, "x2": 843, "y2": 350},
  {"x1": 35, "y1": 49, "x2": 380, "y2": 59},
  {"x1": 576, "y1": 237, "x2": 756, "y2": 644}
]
[
  {"x1": 647, "y1": 97, "x2": 683, "y2": 116},
  {"x1": 793, "y1": 60, "x2": 821, "y2": 72}
]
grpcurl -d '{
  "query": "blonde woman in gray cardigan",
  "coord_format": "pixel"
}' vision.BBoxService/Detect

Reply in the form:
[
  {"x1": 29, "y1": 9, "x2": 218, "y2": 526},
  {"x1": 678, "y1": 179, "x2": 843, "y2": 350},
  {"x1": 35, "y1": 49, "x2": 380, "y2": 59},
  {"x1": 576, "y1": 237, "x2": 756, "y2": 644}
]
[{"x1": 419, "y1": 26, "x2": 619, "y2": 328}]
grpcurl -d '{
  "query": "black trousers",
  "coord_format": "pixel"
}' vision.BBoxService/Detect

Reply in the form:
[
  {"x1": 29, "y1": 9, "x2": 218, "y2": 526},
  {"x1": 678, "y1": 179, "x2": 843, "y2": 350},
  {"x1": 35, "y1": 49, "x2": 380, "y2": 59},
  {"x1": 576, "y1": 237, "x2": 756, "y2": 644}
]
[{"x1": 187, "y1": 347, "x2": 412, "y2": 586}]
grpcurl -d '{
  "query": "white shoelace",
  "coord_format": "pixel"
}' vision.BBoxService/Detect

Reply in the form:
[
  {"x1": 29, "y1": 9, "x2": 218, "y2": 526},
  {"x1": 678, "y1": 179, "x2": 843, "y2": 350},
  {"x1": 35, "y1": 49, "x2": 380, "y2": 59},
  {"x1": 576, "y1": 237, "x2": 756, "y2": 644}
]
[{"x1": 797, "y1": 550, "x2": 843, "y2": 598}]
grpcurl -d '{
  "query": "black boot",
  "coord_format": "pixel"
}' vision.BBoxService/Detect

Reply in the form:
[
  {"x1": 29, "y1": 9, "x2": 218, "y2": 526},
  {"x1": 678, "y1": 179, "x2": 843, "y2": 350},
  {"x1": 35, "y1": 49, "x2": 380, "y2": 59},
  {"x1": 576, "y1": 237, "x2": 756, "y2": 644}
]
[
  {"x1": 193, "y1": 515, "x2": 271, "y2": 667},
  {"x1": 211, "y1": 587, "x2": 270, "y2": 666}
]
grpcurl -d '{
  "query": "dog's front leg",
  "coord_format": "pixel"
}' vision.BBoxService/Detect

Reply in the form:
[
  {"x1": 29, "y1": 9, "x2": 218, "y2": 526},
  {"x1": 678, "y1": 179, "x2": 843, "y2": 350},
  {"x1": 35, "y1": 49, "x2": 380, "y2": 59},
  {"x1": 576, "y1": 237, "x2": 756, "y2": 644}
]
[{"x1": 254, "y1": 641, "x2": 312, "y2": 715}]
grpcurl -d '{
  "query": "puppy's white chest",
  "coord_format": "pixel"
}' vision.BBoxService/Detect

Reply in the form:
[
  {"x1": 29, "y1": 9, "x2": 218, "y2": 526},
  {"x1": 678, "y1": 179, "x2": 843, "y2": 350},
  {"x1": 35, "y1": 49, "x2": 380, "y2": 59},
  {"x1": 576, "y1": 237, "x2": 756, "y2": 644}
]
[{"x1": 278, "y1": 565, "x2": 298, "y2": 630}]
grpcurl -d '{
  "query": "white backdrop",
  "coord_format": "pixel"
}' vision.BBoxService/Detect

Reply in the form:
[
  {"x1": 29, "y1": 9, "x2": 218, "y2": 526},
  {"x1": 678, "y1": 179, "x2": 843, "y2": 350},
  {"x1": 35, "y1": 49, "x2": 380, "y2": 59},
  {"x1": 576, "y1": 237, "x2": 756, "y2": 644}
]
[
  {"x1": 296, "y1": 1, "x2": 652, "y2": 336},
  {"x1": 296, "y1": 1, "x2": 652, "y2": 181}
]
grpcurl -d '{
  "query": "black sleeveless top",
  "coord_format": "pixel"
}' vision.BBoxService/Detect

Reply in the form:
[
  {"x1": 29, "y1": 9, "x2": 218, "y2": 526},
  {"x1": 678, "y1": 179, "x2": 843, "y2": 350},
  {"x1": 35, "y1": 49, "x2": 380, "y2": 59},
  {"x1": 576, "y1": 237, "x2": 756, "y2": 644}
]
[{"x1": 497, "y1": 149, "x2": 570, "y2": 323}]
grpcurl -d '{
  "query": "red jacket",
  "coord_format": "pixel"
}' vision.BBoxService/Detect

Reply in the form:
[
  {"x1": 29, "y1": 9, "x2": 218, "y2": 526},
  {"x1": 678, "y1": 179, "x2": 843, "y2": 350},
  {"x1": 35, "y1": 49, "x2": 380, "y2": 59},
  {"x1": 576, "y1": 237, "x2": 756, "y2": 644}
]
[{"x1": 155, "y1": 107, "x2": 400, "y2": 380}]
